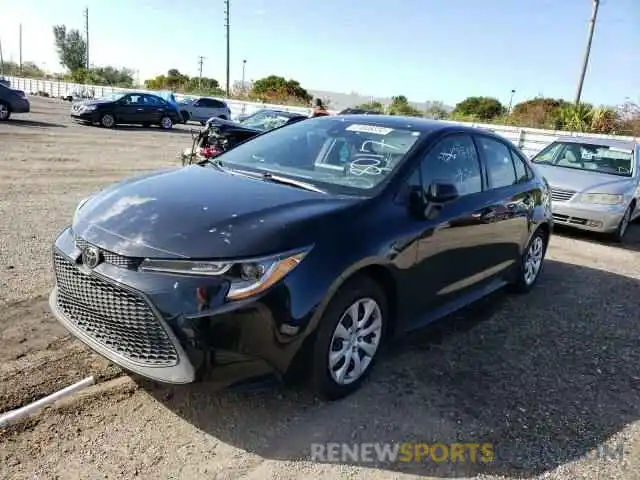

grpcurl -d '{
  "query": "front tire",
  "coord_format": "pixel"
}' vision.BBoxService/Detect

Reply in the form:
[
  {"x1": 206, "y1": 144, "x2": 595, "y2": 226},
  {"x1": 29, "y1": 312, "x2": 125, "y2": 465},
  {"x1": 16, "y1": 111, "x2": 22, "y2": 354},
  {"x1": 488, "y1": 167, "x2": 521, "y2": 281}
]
[
  {"x1": 310, "y1": 276, "x2": 387, "y2": 400},
  {"x1": 610, "y1": 203, "x2": 633, "y2": 243},
  {"x1": 100, "y1": 113, "x2": 115, "y2": 128},
  {"x1": 508, "y1": 226, "x2": 548, "y2": 294},
  {"x1": 0, "y1": 101, "x2": 11, "y2": 121}
]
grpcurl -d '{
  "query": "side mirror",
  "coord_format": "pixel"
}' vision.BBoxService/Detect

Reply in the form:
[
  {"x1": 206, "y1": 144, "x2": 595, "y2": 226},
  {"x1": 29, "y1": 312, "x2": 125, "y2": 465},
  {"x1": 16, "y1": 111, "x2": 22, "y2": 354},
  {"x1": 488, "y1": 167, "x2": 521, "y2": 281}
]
[{"x1": 426, "y1": 182, "x2": 459, "y2": 204}]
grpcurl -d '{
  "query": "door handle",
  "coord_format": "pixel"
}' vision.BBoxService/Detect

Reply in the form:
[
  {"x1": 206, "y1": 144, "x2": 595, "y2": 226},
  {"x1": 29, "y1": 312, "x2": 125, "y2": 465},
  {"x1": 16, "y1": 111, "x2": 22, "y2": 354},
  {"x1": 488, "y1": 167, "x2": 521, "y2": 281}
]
[
  {"x1": 136, "y1": 108, "x2": 144, "y2": 111},
  {"x1": 472, "y1": 207, "x2": 496, "y2": 219}
]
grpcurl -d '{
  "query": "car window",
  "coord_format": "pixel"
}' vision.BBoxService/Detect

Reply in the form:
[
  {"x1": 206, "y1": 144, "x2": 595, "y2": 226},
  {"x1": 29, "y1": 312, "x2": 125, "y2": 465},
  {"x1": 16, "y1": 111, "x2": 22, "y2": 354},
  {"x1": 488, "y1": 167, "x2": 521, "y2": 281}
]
[
  {"x1": 122, "y1": 94, "x2": 144, "y2": 105},
  {"x1": 477, "y1": 136, "x2": 517, "y2": 189},
  {"x1": 194, "y1": 98, "x2": 208, "y2": 107},
  {"x1": 143, "y1": 95, "x2": 163, "y2": 106},
  {"x1": 209, "y1": 99, "x2": 226, "y2": 108},
  {"x1": 531, "y1": 142, "x2": 563, "y2": 164},
  {"x1": 510, "y1": 148, "x2": 531, "y2": 183},
  {"x1": 420, "y1": 134, "x2": 482, "y2": 197},
  {"x1": 215, "y1": 117, "x2": 424, "y2": 194}
]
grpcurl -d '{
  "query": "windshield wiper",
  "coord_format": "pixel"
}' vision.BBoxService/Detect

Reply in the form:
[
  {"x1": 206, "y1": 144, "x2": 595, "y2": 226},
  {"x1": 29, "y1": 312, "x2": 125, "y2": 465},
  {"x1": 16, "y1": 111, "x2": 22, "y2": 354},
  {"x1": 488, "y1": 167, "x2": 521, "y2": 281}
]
[
  {"x1": 229, "y1": 169, "x2": 325, "y2": 193},
  {"x1": 260, "y1": 172, "x2": 326, "y2": 193}
]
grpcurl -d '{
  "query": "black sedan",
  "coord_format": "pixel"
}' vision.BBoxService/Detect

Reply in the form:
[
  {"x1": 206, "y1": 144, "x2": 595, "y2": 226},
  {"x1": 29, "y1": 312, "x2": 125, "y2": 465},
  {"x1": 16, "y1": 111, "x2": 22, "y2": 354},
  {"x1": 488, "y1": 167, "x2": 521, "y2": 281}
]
[
  {"x1": 49, "y1": 115, "x2": 553, "y2": 400},
  {"x1": 70, "y1": 92, "x2": 183, "y2": 129}
]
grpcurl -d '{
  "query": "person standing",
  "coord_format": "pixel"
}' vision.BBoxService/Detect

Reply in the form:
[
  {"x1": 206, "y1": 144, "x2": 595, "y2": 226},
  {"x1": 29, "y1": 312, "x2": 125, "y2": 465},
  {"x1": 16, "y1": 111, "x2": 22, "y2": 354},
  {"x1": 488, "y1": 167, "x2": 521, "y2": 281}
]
[{"x1": 311, "y1": 98, "x2": 329, "y2": 117}]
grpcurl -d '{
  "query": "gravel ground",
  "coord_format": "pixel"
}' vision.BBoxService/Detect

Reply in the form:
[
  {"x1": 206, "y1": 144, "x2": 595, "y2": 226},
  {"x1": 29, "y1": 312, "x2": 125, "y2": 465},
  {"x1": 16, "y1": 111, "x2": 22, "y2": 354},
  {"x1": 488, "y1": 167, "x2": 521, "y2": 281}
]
[{"x1": 1, "y1": 98, "x2": 640, "y2": 480}]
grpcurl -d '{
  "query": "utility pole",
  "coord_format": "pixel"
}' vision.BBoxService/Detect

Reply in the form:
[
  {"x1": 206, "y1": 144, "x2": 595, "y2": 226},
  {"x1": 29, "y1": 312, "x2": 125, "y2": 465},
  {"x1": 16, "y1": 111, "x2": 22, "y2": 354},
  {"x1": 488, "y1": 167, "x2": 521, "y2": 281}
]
[
  {"x1": 574, "y1": 0, "x2": 600, "y2": 104},
  {"x1": 19, "y1": 24, "x2": 22, "y2": 74},
  {"x1": 84, "y1": 7, "x2": 90, "y2": 69},
  {"x1": 197, "y1": 55, "x2": 205, "y2": 89},
  {"x1": 224, "y1": 0, "x2": 230, "y2": 96}
]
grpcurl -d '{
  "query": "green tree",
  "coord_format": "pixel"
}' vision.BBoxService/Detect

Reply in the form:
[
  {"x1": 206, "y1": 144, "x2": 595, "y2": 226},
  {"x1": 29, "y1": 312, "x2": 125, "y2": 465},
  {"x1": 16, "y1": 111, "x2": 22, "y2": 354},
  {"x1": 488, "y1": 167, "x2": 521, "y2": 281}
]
[
  {"x1": 354, "y1": 100, "x2": 385, "y2": 113},
  {"x1": 250, "y1": 75, "x2": 312, "y2": 103},
  {"x1": 53, "y1": 25, "x2": 87, "y2": 72},
  {"x1": 0, "y1": 61, "x2": 45, "y2": 78},
  {"x1": 510, "y1": 97, "x2": 570, "y2": 129},
  {"x1": 387, "y1": 95, "x2": 423, "y2": 117},
  {"x1": 453, "y1": 96, "x2": 504, "y2": 121},
  {"x1": 557, "y1": 103, "x2": 594, "y2": 132}
]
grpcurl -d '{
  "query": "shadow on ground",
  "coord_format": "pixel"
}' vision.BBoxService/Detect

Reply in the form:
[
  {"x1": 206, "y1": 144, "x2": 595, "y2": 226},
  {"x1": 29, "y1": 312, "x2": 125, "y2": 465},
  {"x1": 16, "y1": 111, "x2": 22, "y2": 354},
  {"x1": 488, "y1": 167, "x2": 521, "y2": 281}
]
[
  {"x1": 111, "y1": 124, "x2": 195, "y2": 135},
  {"x1": 143, "y1": 259, "x2": 640, "y2": 477},
  {"x1": 5, "y1": 119, "x2": 67, "y2": 129},
  {"x1": 554, "y1": 221, "x2": 640, "y2": 253}
]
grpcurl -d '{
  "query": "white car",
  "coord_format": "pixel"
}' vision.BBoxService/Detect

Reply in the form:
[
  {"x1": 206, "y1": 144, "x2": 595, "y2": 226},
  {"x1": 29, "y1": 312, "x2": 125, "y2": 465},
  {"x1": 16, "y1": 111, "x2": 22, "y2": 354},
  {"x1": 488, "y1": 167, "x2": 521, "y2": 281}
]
[{"x1": 177, "y1": 97, "x2": 231, "y2": 125}]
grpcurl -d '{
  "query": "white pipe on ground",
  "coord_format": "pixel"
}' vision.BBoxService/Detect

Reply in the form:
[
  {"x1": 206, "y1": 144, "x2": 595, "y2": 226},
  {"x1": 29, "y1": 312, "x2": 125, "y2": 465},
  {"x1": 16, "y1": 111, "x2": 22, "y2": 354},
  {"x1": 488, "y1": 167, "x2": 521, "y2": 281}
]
[{"x1": 0, "y1": 376, "x2": 95, "y2": 428}]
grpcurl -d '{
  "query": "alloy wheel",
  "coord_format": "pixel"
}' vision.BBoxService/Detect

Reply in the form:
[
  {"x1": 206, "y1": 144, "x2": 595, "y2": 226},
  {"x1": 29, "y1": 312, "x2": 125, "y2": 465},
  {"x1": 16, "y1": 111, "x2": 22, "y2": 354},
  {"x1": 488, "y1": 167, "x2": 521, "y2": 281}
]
[
  {"x1": 101, "y1": 114, "x2": 115, "y2": 128},
  {"x1": 161, "y1": 116, "x2": 173, "y2": 129},
  {"x1": 523, "y1": 235, "x2": 545, "y2": 285},
  {"x1": 328, "y1": 297, "x2": 383, "y2": 385}
]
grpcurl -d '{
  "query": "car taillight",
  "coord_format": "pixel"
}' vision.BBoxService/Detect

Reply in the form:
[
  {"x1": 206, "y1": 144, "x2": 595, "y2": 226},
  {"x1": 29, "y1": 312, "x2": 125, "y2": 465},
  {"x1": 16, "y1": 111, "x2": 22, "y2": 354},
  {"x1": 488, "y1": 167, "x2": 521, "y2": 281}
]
[{"x1": 200, "y1": 146, "x2": 221, "y2": 158}]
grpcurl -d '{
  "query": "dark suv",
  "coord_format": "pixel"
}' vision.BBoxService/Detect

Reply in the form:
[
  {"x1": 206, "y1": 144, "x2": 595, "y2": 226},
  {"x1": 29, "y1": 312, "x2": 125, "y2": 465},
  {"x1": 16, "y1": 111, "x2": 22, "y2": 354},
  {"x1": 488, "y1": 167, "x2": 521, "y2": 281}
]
[
  {"x1": 0, "y1": 82, "x2": 30, "y2": 121},
  {"x1": 49, "y1": 115, "x2": 552, "y2": 400}
]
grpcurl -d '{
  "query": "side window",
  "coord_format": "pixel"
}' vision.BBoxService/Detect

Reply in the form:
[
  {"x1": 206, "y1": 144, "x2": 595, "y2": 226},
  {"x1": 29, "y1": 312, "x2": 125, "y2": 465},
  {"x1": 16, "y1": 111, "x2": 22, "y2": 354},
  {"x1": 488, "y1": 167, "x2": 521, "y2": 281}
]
[
  {"x1": 193, "y1": 98, "x2": 206, "y2": 107},
  {"x1": 510, "y1": 149, "x2": 532, "y2": 183},
  {"x1": 143, "y1": 95, "x2": 161, "y2": 105},
  {"x1": 209, "y1": 99, "x2": 226, "y2": 108},
  {"x1": 420, "y1": 134, "x2": 482, "y2": 197},
  {"x1": 477, "y1": 136, "x2": 517, "y2": 189}
]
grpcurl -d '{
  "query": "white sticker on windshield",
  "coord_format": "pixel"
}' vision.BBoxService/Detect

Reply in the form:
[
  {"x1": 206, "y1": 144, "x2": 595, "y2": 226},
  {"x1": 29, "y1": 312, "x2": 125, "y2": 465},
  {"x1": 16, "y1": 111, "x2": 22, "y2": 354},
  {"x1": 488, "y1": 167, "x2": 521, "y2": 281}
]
[
  {"x1": 581, "y1": 151, "x2": 595, "y2": 159},
  {"x1": 346, "y1": 124, "x2": 394, "y2": 135}
]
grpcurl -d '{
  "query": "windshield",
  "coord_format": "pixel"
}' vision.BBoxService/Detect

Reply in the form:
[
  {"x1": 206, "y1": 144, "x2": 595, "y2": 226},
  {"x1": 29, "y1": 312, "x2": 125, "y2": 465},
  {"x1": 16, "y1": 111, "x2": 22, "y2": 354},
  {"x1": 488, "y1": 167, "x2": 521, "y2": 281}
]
[
  {"x1": 240, "y1": 111, "x2": 296, "y2": 131},
  {"x1": 532, "y1": 141, "x2": 635, "y2": 177},
  {"x1": 215, "y1": 117, "x2": 424, "y2": 194}
]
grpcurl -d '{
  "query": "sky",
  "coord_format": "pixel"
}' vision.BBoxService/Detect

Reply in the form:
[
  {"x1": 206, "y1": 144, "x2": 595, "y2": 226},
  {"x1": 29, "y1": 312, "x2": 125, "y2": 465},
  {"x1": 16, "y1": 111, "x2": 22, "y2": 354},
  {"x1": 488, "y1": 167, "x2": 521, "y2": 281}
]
[{"x1": 0, "y1": 0, "x2": 638, "y2": 107}]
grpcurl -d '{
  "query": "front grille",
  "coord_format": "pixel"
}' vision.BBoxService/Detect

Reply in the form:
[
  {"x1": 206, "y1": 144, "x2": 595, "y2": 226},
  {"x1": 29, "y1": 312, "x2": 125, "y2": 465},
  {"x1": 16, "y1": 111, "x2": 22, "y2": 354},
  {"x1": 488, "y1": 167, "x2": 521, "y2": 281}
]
[
  {"x1": 74, "y1": 237, "x2": 142, "y2": 270},
  {"x1": 550, "y1": 188, "x2": 576, "y2": 202},
  {"x1": 53, "y1": 252, "x2": 178, "y2": 367}
]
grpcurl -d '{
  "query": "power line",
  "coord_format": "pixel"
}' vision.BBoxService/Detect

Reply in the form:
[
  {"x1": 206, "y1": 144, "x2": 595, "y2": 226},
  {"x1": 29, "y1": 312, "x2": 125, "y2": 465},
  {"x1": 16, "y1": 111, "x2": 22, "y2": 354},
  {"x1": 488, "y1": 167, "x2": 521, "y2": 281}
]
[
  {"x1": 574, "y1": 0, "x2": 599, "y2": 104},
  {"x1": 84, "y1": 7, "x2": 90, "y2": 70},
  {"x1": 224, "y1": 0, "x2": 230, "y2": 97}
]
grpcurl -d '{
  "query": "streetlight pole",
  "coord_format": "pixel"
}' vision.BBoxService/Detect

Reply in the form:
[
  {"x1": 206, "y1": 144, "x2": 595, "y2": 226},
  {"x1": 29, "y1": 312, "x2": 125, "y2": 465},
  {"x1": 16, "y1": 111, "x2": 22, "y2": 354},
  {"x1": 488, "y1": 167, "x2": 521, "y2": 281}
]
[
  {"x1": 574, "y1": 0, "x2": 600, "y2": 104},
  {"x1": 241, "y1": 59, "x2": 246, "y2": 92},
  {"x1": 508, "y1": 89, "x2": 516, "y2": 114}
]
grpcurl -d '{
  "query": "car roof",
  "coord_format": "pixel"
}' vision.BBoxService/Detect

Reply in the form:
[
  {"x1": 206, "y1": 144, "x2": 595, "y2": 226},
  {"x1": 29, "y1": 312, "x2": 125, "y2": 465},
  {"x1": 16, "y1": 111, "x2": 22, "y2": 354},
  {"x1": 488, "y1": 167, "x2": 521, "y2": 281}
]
[
  {"x1": 321, "y1": 114, "x2": 508, "y2": 138},
  {"x1": 555, "y1": 136, "x2": 637, "y2": 151}
]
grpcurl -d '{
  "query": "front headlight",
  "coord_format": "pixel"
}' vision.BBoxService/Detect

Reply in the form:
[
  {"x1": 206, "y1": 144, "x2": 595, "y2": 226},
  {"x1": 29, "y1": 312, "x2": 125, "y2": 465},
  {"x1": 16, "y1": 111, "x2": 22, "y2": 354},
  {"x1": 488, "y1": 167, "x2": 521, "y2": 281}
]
[
  {"x1": 139, "y1": 250, "x2": 309, "y2": 300},
  {"x1": 81, "y1": 105, "x2": 97, "y2": 112},
  {"x1": 580, "y1": 193, "x2": 625, "y2": 205}
]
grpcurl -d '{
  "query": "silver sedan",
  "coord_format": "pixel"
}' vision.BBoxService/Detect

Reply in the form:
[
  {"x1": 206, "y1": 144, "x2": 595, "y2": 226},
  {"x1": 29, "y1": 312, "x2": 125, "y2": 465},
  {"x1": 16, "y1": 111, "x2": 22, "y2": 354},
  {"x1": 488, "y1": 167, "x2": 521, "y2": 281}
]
[{"x1": 531, "y1": 136, "x2": 640, "y2": 242}]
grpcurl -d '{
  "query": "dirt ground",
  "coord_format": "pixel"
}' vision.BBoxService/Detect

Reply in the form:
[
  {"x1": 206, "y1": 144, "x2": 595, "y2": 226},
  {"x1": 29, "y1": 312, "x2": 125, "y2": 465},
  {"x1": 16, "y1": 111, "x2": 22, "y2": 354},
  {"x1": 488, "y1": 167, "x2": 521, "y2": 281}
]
[{"x1": 1, "y1": 97, "x2": 640, "y2": 480}]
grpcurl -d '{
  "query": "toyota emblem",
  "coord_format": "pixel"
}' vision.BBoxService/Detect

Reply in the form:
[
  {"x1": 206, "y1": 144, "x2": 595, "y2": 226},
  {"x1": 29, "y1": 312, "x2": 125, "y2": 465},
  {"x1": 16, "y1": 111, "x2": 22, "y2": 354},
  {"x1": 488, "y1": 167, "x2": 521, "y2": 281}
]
[{"x1": 81, "y1": 246, "x2": 102, "y2": 268}]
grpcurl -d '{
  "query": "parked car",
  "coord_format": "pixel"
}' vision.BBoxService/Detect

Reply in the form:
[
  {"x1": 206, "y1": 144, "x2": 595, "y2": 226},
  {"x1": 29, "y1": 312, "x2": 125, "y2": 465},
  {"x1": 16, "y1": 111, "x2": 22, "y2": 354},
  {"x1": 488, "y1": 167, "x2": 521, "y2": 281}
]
[
  {"x1": 531, "y1": 136, "x2": 639, "y2": 241},
  {"x1": 178, "y1": 96, "x2": 231, "y2": 125},
  {"x1": 179, "y1": 109, "x2": 310, "y2": 164},
  {"x1": 70, "y1": 91, "x2": 183, "y2": 129},
  {"x1": 0, "y1": 82, "x2": 30, "y2": 121},
  {"x1": 49, "y1": 115, "x2": 552, "y2": 400}
]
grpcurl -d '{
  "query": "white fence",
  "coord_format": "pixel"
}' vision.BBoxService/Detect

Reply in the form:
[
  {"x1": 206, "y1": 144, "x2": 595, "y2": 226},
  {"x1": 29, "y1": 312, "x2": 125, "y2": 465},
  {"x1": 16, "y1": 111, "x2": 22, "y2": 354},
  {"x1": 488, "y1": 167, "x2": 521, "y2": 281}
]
[{"x1": 4, "y1": 75, "x2": 638, "y2": 158}]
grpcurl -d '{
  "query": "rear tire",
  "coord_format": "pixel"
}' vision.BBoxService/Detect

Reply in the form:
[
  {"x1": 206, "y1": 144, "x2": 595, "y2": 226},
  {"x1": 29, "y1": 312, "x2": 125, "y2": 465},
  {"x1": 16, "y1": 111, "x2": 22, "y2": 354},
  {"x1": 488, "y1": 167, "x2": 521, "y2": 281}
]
[
  {"x1": 160, "y1": 116, "x2": 173, "y2": 130},
  {"x1": 0, "y1": 101, "x2": 11, "y2": 121},
  {"x1": 507, "y1": 226, "x2": 548, "y2": 294},
  {"x1": 310, "y1": 275, "x2": 387, "y2": 400}
]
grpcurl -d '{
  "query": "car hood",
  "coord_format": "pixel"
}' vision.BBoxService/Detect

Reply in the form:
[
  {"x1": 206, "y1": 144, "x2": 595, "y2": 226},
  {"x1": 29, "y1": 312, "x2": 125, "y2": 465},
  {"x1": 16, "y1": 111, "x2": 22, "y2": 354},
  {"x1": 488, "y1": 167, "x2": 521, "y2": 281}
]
[
  {"x1": 73, "y1": 166, "x2": 360, "y2": 259},
  {"x1": 534, "y1": 164, "x2": 635, "y2": 194}
]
